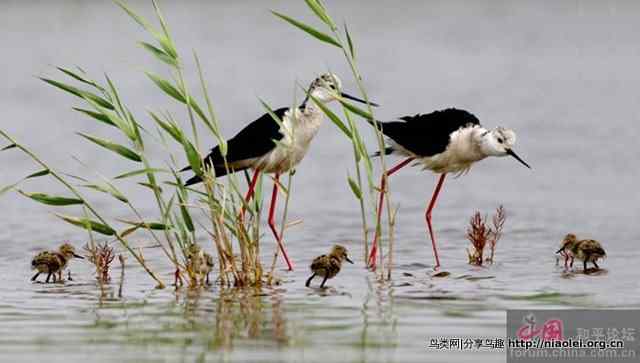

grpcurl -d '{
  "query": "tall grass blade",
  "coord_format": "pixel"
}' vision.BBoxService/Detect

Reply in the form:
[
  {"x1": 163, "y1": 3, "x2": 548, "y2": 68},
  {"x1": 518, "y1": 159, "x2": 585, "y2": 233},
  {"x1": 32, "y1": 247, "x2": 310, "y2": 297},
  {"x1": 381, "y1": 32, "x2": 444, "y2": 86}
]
[
  {"x1": 340, "y1": 100, "x2": 373, "y2": 120},
  {"x1": 82, "y1": 183, "x2": 129, "y2": 203},
  {"x1": 72, "y1": 108, "x2": 116, "y2": 127},
  {"x1": 25, "y1": 169, "x2": 50, "y2": 179},
  {"x1": 57, "y1": 66, "x2": 105, "y2": 91},
  {"x1": 19, "y1": 190, "x2": 84, "y2": 206},
  {"x1": 77, "y1": 133, "x2": 142, "y2": 162},
  {"x1": 139, "y1": 42, "x2": 178, "y2": 66},
  {"x1": 347, "y1": 175, "x2": 362, "y2": 200},
  {"x1": 146, "y1": 72, "x2": 185, "y2": 102},
  {"x1": 40, "y1": 78, "x2": 114, "y2": 110},
  {"x1": 114, "y1": 168, "x2": 168, "y2": 179},
  {"x1": 271, "y1": 11, "x2": 340, "y2": 48},
  {"x1": 344, "y1": 23, "x2": 356, "y2": 59},
  {"x1": 304, "y1": 0, "x2": 334, "y2": 28},
  {"x1": 56, "y1": 214, "x2": 116, "y2": 235}
]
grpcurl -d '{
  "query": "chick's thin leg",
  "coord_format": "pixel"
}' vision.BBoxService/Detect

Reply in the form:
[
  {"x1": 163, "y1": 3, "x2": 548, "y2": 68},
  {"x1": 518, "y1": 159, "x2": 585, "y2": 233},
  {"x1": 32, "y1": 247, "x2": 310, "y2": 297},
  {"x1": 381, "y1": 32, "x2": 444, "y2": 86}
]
[{"x1": 305, "y1": 273, "x2": 316, "y2": 287}]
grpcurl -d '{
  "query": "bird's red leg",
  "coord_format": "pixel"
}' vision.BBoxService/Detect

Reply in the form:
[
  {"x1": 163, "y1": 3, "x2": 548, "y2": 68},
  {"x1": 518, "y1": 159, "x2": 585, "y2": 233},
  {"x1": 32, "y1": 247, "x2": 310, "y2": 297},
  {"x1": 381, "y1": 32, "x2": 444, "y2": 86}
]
[
  {"x1": 239, "y1": 168, "x2": 261, "y2": 221},
  {"x1": 368, "y1": 157, "x2": 415, "y2": 269},
  {"x1": 425, "y1": 173, "x2": 447, "y2": 270},
  {"x1": 267, "y1": 173, "x2": 294, "y2": 271}
]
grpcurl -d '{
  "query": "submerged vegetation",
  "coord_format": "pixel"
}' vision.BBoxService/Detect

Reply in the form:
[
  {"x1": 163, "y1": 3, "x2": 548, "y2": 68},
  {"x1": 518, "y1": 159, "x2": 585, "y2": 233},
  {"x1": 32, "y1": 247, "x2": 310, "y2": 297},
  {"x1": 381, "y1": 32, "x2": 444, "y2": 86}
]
[{"x1": 466, "y1": 206, "x2": 506, "y2": 266}]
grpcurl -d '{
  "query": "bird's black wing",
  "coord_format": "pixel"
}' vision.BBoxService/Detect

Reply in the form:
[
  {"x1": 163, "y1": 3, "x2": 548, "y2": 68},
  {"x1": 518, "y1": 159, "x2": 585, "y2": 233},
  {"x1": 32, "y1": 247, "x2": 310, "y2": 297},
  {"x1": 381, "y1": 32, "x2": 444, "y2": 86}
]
[
  {"x1": 372, "y1": 108, "x2": 480, "y2": 157},
  {"x1": 182, "y1": 107, "x2": 287, "y2": 185}
]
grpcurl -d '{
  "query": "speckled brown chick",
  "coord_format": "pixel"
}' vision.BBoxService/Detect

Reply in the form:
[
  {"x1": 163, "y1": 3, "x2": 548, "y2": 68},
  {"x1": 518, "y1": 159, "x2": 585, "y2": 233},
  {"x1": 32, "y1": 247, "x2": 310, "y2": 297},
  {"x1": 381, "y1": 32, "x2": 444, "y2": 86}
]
[
  {"x1": 31, "y1": 243, "x2": 84, "y2": 283},
  {"x1": 556, "y1": 234, "x2": 606, "y2": 273},
  {"x1": 306, "y1": 245, "x2": 353, "y2": 288}
]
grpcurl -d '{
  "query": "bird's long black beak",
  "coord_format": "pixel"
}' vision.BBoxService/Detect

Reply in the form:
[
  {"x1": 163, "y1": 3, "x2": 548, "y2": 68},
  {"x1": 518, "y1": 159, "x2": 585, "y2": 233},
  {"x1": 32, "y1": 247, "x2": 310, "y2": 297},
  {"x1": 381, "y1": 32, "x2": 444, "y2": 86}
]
[
  {"x1": 341, "y1": 92, "x2": 379, "y2": 107},
  {"x1": 345, "y1": 256, "x2": 354, "y2": 264},
  {"x1": 73, "y1": 253, "x2": 84, "y2": 259},
  {"x1": 506, "y1": 149, "x2": 531, "y2": 169}
]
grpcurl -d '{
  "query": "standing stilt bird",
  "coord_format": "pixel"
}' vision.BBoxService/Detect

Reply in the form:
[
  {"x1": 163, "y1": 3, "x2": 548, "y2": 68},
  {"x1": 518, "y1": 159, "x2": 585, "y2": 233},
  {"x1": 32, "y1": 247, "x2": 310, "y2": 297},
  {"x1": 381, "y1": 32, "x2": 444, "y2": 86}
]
[
  {"x1": 181, "y1": 73, "x2": 377, "y2": 271},
  {"x1": 366, "y1": 108, "x2": 530, "y2": 269}
]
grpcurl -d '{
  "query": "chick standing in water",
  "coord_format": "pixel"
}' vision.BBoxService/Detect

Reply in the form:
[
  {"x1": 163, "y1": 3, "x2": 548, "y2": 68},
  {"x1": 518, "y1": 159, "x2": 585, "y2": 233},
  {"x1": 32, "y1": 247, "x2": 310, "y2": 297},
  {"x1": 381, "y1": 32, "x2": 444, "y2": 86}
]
[
  {"x1": 556, "y1": 234, "x2": 606, "y2": 273},
  {"x1": 31, "y1": 243, "x2": 84, "y2": 283},
  {"x1": 306, "y1": 245, "x2": 353, "y2": 288},
  {"x1": 185, "y1": 244, "x2": 214, "y2": 286}
]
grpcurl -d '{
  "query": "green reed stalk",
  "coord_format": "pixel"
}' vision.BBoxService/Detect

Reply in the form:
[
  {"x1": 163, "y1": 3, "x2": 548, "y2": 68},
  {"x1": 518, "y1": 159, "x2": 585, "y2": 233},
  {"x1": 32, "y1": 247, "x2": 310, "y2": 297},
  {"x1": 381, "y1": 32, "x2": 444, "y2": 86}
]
[{"x1": 273, "y1": 0, "x2": 395, "y2": 278}]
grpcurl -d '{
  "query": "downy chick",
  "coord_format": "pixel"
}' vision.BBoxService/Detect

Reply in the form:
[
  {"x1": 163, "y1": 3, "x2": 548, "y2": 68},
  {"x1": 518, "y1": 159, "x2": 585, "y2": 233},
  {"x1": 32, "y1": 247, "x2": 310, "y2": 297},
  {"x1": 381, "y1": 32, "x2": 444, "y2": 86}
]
[
  {"x1": 556, "y1": 234, "x2": 606, "y2": 273},
  {"x1": 31, "y1": 243, "x2": 84, "y2": 283},
  {"x1": 306, "y1": 245, "x2": 353, "y2": 288}
]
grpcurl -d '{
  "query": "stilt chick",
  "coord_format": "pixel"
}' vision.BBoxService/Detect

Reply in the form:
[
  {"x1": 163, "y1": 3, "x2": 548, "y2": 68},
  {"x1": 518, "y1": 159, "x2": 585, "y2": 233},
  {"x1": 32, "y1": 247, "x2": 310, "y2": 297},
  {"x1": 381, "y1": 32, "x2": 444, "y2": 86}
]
[
  {"x1": 185, "y1": 244, "x2": 214, "y2": 286},
  {"x1": 556, "y1": 234, "x2": 606, "y2": 273},
  {"x1": 306, "y1": 245, "x2": 353, "y2": 288},
  {"x1": 31, "y1": 243, "x2": 84, "y2": 283}
]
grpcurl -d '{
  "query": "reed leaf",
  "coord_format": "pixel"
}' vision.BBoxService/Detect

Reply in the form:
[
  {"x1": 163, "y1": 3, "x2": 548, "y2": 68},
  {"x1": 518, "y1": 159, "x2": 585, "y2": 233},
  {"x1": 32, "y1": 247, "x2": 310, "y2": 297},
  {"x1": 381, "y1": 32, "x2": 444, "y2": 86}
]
[
  {"x1": 19, "y1": 190, "x2": 84, "y2": 206},
  {"x1": 72, "y1": 108, "x2": 116, "y2": 127},
  {"x1": 118, "y1": 219, "x2": 172, "y2": 230},
  {"x1": 340, "y1": 99, "x2": 373, "y2": 120},
  {"x1": 344, "y1": 23, "x2": 356, "y2": 59},
  {"x1": 56, "y1": 214, "x2": 116, "y2": 236},
  {"x1": 271, "y1": 11, "x2": 340, "y2": 48},
  {"x1": 137, "y1": 182, "x2": 163, "y2": 193},
  {"x1": 114, "y1": 168, "x2": 168, "y2": 180},
  {"x1": 40, "y1": 78, "x2": 114, "y2": 110},
  {"x1": 81, "y1": 183, "x2": 129, "y2": 203},
  {"x1": 139, "y1": 41, "x2": 177, "y2": 66},
  {"x1": 25, "y1": 169, "x2": 50, "y2": 179},
  {"x1": 57, "y1": 66, "x2": 105, "y2": 92},
  {"x1": 347, "y1": 175, "x2": 362, "y2": 200},
  {"x1": 146, "y1": 72, "x2": 185, "y2": 102},
  {"x1": 304, "y1": 0, "x2": 335, "y2": 28},
  {"x1": 77, "y1": 133, "x2": 142, "y2": 162},
  {"x1": 149, "y1": 111, "x2": 182, "y2": 143}
]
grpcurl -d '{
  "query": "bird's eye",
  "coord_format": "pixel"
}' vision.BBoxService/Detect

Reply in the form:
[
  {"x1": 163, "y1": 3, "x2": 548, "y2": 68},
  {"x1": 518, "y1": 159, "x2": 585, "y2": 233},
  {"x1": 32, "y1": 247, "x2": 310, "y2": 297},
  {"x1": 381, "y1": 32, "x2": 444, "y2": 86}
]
[{"x1": 497, "y1": 138, "x2": 504, "y2": 143}]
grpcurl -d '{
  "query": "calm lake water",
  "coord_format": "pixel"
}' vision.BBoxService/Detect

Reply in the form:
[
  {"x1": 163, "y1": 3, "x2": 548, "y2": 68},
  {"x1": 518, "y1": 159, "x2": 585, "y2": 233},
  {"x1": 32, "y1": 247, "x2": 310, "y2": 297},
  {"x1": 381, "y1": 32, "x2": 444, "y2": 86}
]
[{"x1": 1, "y1": 1, "x2": 639, "y2": 362}]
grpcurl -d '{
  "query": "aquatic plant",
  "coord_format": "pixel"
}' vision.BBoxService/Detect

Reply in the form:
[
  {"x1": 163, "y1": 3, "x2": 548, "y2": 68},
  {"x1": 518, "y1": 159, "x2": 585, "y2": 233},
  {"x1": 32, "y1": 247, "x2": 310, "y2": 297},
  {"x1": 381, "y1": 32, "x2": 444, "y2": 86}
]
[
  {"x1": 0, "y1": 0, "x2": 295, "y2": 288},
  {"x1": 466, "y1": 205, "x2": 506, "y2": 266},
  {"x1": 487, "y1": 205, "x2": 506, "y2": 263},
  {"x1": 273, "y1": 0, "x2": 396, "y2": 278},
  {"x1": 84, "y1": 241, "x2": 115, "y2": 283}
]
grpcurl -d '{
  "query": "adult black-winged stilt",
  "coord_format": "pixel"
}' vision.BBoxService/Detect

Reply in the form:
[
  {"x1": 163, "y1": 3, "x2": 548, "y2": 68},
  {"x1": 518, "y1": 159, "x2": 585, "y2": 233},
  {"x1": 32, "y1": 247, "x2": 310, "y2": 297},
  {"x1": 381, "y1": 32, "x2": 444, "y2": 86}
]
[
  {"x1": 181, "y1": 73, "x2": 377, "y2": 271},
  {"x1": 366, "y1": 108, "x2": 530, "y2": 269}
]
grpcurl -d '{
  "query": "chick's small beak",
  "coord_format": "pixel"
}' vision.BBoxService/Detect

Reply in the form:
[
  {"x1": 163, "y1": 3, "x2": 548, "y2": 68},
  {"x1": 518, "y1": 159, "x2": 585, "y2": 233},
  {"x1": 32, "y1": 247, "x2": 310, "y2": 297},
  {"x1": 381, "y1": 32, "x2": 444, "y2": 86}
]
[
  {"x1": 73, "y1": 253, "x2": 84, "y2": 259},
  {"x1": 555, "y1": 247, "x2": 565, "y2": 254},
  {"x1": 345, "y1": 256, "x2": 354, "y2": 264},
  {"x1": 506, "y1": 149, "x2": 531, "y2": 169},
  {"x1": 340, "y1": 92, "x2": 379, "y2": 107}
]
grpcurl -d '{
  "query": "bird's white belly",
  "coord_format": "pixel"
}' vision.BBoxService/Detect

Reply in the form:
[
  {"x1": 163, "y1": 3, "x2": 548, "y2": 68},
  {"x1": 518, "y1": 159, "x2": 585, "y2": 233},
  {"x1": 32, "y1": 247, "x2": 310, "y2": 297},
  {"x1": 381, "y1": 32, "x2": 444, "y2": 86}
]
[
  {"x1": 392, "y1": 127, "x2": 487, "y2": 174},
  {"x1": 256, "y1": 109, "x2": 322, "y2": 174}
]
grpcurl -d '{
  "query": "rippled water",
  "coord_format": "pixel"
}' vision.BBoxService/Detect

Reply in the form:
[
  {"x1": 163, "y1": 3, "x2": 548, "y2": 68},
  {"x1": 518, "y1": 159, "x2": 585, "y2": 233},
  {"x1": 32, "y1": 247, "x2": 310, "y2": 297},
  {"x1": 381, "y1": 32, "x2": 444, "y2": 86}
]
[{"x1": 2, "y1": 1, "x2": 640, "y2": 362}]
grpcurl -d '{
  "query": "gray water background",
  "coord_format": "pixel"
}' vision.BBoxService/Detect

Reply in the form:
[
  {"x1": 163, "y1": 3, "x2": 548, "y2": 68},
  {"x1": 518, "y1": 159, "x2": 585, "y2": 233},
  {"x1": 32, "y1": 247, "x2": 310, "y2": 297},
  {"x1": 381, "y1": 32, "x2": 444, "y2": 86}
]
[{"x1": 1, "y1": 1, "x2": 639, "y2": 362}]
